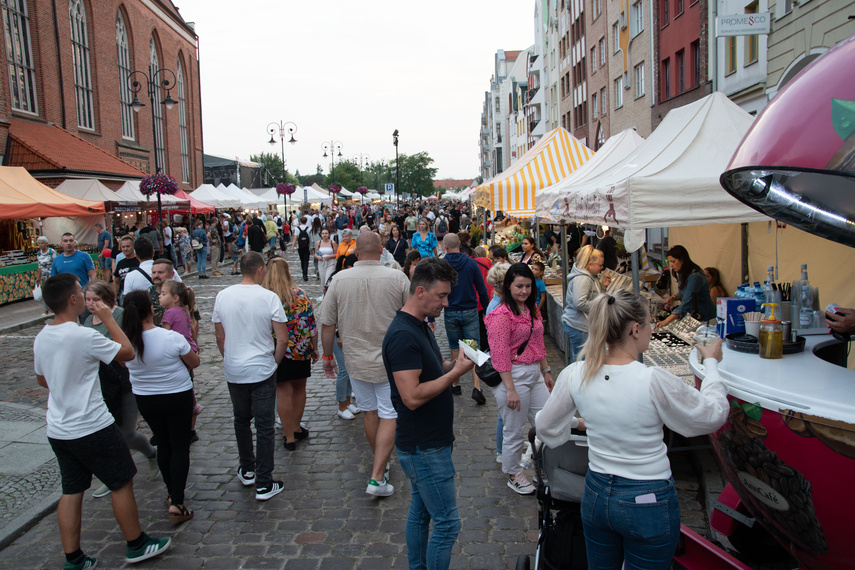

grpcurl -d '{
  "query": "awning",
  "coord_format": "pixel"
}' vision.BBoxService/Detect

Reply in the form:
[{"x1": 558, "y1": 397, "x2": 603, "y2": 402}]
[
  {"x1": 475, "y1": 127, "x2": 593, "y2": 216},
  {"x1": 0, "y1": 166, "x2": 104, "y2": 219},
  {"x1": 115, "y1": 180, "x2": 191, "y2": 211},
  {"x1": 55, "y1": 178, "x2": 144, "y2": 212}
]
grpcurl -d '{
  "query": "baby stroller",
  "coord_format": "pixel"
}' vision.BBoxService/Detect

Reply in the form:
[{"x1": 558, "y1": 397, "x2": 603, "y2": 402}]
[{"x1": 516, "y1": 429, "x2": 589, "y2": 570}]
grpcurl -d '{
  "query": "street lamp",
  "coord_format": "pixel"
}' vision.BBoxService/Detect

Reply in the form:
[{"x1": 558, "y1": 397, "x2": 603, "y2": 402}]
[
  {"x1": 353, "y1": 154, "x2": 370, "y2": 205},
  {"x1": 322, "y1": 141, "x2": 343, "y2": 204},
  {"x1": 393, "y1": 129, "x2": 400, "y2": 208},
  {"x1": 128, "y1": 66, "x2": 177, "y2": 225},
  {"x1": 266, "y1": 120, "x2": 297, "y2": 213}
]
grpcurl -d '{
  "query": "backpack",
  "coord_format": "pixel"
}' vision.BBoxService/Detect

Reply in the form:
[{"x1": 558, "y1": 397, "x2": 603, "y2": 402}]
[
  {"x1": 297, "y1": 226, "x2": 310, "y2": 251},
  {"x1": 437, "y1": 216, "x2": 448, "y2": 233}
]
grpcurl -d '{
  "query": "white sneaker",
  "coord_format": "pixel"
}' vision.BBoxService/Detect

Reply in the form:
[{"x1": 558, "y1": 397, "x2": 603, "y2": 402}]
[
  {"x1": 92, "y1": 483, "x2": 111, "y2": 498},
  {"x1": 496, "y1": 452, "x2": 503, "y2": 464},
  {"x1": 347, "y1": 403, "x2": 361, "y2": 415},
  {"x1": 275, "y1": 417, "x2": 282, "y2": 429},
  {"x1": 366, "y1": 477, "x2": 394, "y2": 497},
  {"x1": 507, "y1": 473, "x2": 536, "y2": 495},
  {"x1": 337, "y1": 408, "x2": 356, "y2": 420}
]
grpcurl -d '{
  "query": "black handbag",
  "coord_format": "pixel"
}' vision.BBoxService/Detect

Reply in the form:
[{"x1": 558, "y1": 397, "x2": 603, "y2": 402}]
[{"x1": 477, "y1": 313, "x2": 534, "y2": 388}]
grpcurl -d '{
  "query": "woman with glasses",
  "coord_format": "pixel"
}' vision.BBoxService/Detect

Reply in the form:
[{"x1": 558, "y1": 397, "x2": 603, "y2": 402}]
[
  {"x1": 537, "y1": 290, "x2": 728, "y2": 569},
  {"x1": 561, "y1": 245, "x2": 612, "y2": 363}
]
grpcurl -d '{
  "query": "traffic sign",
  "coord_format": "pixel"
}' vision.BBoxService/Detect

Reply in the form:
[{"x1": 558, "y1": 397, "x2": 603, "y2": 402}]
[{"x1": 384, "y1": 183, "x2": 394, "y2": 194}]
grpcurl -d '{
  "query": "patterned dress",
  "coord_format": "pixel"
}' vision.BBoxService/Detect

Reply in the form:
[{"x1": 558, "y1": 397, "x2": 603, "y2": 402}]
[{"x1": 283, "y1": 288, "x2": 316, "y2": 361}]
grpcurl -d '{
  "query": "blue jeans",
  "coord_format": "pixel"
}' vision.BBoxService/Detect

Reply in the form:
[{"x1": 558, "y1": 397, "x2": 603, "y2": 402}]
[
  {"x1": 397, "y1": 444, "x2": 460, "y2": 570},
  {"x1": 444, "y1": 308, "x2": 480, "y2": 351},
  {"x1": 563, "y1": 322, "x2": 588, "y2": 363},
  {"x1": 197, "y1": 245, "x2": 208, "y2": 275},
  {"x1": 227, "y1": 373, "x2": 276, "y2": 487},
  {"x1": 581, "y1": 470, "x2": 680, "y2": 570},
  {"x1": 333, "y1": 339, "x2": 351, "y2": 403}
]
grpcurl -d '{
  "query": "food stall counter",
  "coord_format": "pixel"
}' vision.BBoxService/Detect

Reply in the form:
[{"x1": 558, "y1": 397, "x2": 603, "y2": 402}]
[
  {"x1": 0, "y1": 253, "x2": 105, "y2": 305},
  {"x1": 691, "y1": 337, "x2": 855, "y2": 569}
]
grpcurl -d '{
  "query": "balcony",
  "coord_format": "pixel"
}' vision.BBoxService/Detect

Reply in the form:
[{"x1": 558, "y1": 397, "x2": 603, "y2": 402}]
[
  {"x1": 527, "y1": 86, "x2": 540, "y2": 103},
  {"x1": 528, "y1": 118, "x2": 541, "y2": 133}
]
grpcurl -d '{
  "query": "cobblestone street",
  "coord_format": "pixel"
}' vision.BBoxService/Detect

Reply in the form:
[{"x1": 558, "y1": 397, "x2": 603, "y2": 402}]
[{"x1": 0, "y1": 247, "x2": 720, "y2": 568}]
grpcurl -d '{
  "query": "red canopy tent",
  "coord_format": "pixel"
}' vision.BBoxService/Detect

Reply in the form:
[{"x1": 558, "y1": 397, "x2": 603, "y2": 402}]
[
  {"x1": 175, "y1": 189, "x2": 215, "y2": 214},
  {"x1": 0, "y1": 166, "x2": 104, "y2": 219}
]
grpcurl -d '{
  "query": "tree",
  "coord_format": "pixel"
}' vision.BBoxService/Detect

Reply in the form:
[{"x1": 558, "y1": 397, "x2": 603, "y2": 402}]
[
  {"x1": 250, "y1": 152, "x2": 298, "y2": 185},
  {"x1": 324, "y1": 160, "x2": 362, "y2": 191},
  {"x1": 399, "y1": 152, "x2": 438, "y2": 197}
]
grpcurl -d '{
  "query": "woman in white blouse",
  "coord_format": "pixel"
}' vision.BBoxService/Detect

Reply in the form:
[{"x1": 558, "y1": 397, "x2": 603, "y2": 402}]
[{"x1": 536, "y1": 290, "x2": 728, "y2": 569}]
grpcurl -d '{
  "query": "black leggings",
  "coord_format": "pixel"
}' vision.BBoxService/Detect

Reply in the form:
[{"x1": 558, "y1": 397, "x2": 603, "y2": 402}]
[{"x1": 135, "y1": 389, "x2": 194, "y2": 504}]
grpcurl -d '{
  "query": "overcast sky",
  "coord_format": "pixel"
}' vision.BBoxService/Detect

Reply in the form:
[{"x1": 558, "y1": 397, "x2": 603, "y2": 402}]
[{"x1": 173, "y1": 0, "x2": 534, "y2": 183}]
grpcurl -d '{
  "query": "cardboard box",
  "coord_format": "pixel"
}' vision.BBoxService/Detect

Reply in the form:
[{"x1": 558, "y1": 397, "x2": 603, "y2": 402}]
[{"x1": 716, "y1": 297, "x2": 756, "y2": 338}]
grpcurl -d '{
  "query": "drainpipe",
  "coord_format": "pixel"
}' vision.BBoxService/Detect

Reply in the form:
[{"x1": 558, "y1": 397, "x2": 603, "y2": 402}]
[{"x1": 51, "y1": 0, "x2": 67, "y2": 128}]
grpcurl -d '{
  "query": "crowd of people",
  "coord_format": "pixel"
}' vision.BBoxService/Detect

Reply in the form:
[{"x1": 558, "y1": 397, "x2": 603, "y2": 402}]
[{"x1": 35, "y1": 199, "x2": 734, "y2": 570}]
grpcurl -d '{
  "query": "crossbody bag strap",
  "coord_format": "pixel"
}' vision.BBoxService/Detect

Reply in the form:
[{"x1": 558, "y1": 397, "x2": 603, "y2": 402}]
[{"x1": 512, "y1": 313, "x2": 536, "y2": 360}]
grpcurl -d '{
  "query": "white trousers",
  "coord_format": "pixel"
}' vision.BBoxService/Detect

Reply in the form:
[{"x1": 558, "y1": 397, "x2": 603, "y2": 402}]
[{"x1": 493, "y1": 362, "x2": 549, "y2": 476}]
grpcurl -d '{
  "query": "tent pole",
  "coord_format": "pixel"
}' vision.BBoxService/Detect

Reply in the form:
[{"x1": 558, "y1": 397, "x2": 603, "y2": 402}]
[
  {"x1": 741, "y1": 223, "x2": 749, "y2": 283},
  {"x1": 560, "y1": 220, "x2": 569, "y2": 366},
  {"x1": 632, "y1": 248, "x2": 642, "y2": 363}
]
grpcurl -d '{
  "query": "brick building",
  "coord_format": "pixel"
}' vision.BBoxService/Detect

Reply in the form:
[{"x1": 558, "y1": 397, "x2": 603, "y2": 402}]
[
  {"x1": 0, "y1": 0, "x2": 203, "y2": 189},
  {"x1": 651, "y1": 0, "x2": 712, "y2": 129}
]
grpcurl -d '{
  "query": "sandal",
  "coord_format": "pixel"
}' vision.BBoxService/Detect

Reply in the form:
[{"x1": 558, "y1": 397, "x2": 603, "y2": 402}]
[{"x1": 168, "y1": 504, "x2": 194, "y2": 524}]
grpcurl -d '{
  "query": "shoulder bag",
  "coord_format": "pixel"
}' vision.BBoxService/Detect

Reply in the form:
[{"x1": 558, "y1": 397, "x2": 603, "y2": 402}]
[{"x1": 475, "y1": 312, "x2": 535, "y2": 388}]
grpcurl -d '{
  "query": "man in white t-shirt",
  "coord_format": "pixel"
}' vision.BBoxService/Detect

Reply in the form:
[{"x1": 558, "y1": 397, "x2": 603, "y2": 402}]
[
  {"x1": 212, "y1": 251, "x2": 289, "y2": 501},
  {"x1": 123, "y1": 237, "x2": 182, "y2": 296},
  {"x1": 34, "y1": 273, "x2": 171, "y2": 567}
]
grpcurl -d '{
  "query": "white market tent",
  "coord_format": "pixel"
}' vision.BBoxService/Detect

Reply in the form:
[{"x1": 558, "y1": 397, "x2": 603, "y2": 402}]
[
  {"x1": 537, "y1": 92, "x2": 770, "y2": 230},
  {"x1": 248, "y1": 187, "x2": 282, "y2": 206},
  {"x1": 536, "y1": 129, "x2": 646, "y2": 221},
  {"x1": 115, "y1": 180, "x2": 186, "y2": 208},
  {"x1": 220, "y1": 183, "x2": 264, "y2": 209},
  {"x1": 190, "y1": 184, "x2": 241, "y2": 209}
]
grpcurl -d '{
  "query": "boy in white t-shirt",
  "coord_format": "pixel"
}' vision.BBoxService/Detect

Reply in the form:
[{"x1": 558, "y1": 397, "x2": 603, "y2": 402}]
[{"x1": 34, "y1": 273, "x2": 171, "y2": 568}]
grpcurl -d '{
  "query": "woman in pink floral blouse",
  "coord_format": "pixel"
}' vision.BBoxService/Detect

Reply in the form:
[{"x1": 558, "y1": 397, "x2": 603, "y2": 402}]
[
  {"x1": 263, "y1": 258, "x2": 319, "y2": 450},
  {"x1": 484, "y1": 262, "x2": 555, "y2": 495}
]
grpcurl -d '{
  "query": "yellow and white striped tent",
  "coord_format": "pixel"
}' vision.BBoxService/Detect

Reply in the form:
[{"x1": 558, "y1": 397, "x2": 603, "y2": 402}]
[{"x1": 475, "y1": 127, "x2": 593, "y2": 216}]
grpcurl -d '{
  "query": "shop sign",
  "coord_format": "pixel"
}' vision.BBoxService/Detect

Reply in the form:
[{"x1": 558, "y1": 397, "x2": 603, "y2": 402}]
[
  {"x1": 716, "y1": 13, "x2": 771, "y2": 36},
  {"x1": 737, "y1": 471, "x2": 790, "y2": 511}
]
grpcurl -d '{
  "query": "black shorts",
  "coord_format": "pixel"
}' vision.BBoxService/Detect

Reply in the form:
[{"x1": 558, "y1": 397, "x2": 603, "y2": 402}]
[
  {"x1": 49, "y1": 423, "x2": 137, "y2": 495},
  {"x1": 276, "y1": 358, "x2": 312, "y2": 382}
]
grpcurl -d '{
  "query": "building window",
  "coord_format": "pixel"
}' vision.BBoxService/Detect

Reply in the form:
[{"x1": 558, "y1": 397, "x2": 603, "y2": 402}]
[
  {"x1": 177, "y1": 60, "x2": 190, "y2": 184},
  {"x1": 613, "y1": 22, "x2": 620, "y2": 52},
  {"x1": 676, "y1": 0, "x2": 683, "y2": 15},
  {"x1": 635, "y1": 63, "x2": 645, "y2": 97},
  {"x1": 591, "y1": 47, "x2": 597, "y2": 73},
  {"x1": 663, "y1": 0, "x2": 669, "y2": 23},
  {"x1": 150, "y1": 38, "x2": 166, "y2": 172},
  {"x1": 663, "y1": 58, "x2": 671, "y2": 99},
  {"x1": 116, "y1": 12, "x2": 134, "y2": 140},
  {"x1": 691, "y1": 40, "x2": 701, "y2": 87},
  {"x1": 2, "y1": 0, "x2": 37, "y2": 114},
  {"x1": 599, "y1": 39, "x2": 605, "y2": 68},
  {"x1": 615, "y1": 76, "x2": 624, "y2": 108},
  {"x1": 676, "y1": 49, "x2": 685, "y2": 93},
  {"x1": 592, "y1": 93, "x2": 598, "y2": 118},
  {"x1": 601, "y1": 87, "x2": 607, "y2": 115},
  {"x1": 495, "y1": 97, "x2": 500, "y2": 112},
  {"x1": 631, "y1": 0, "x2": 644, "y2": 37},
  {"x1": 726, "y1": 36, "x2": 737, "y2": 74},
  {"x1": 745, "y1": 1, "x2": 759, "y2": 65},
  {"x1": 69, "y1": 0, "x2": 94, "y2": 129}
]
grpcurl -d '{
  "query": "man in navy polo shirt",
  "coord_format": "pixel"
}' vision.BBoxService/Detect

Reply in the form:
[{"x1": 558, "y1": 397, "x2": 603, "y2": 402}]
[{"x1": 382, "y1": 257, "x2": 475, "y2": 570}]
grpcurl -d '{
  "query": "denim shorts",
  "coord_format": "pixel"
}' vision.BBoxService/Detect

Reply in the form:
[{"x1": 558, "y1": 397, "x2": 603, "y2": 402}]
[
  {"x1": 444, "y1": 308, "x2": 480, "y2": 351},
  {"x1": 49, "y1": 423, "x2": 138, "y2": 495}
]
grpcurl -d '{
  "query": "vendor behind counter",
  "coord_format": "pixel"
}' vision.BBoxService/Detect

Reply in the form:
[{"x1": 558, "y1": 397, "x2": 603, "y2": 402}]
[{"x1": 655, "y1": 245, "x2": 716, "y2": 329}]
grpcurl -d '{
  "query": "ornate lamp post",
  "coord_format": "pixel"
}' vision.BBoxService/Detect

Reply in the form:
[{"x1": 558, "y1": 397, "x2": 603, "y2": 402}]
[
  {"x1": 322, "y1": 141, "x2": 343, "y2": 205},
  {"x1": 393, "y1": 129, "x2": 400, "y2": 209},
  {"x1": 266, "y1": 120, "x2": 297, "y2": 213},
  {"x1": 128, "y1": 66, "x2": 177, "y2": 224}
]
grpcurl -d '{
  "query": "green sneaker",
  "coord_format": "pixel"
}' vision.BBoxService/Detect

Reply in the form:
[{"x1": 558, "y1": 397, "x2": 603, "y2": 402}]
[
  {"x1": 125, "y1": 535, "x2": 171, "y2": 564},
  {"x1": 63, "y1": 555, "x2": 96, "y2": 570}
]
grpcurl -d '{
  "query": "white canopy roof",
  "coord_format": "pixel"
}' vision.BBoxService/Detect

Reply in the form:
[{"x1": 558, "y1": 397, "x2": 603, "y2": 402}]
[
  {"x1": 56, "y1": 178, "x2": 134, "y2": 203},
  {"x1": 190, "y1": 184, "x2": 241, "y2": 209},
  {"x1": 248, "y1": 187, "x2": 283, "y2": 205},
  {"x1": 536, "y1": 129, "x2": 645, "y2": 220},
  {"x1": 538, "y1": 92, "x2": 770, "y2": 230},
  {"x1": 302, "y1": 186, "x2": 333, "y2": 204},
  {"x1": 113, "y1": 180, "x2": 185, "y2": 207}
]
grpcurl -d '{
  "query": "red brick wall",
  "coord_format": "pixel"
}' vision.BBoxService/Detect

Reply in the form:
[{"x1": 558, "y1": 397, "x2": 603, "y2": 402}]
[{"x1": 0, "y1": 0, "x2": 203, "y2": 190}]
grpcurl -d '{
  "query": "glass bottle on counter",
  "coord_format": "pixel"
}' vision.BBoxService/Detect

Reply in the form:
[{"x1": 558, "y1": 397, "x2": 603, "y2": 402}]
[
  {"x1": 799, "y1": 286, "x2": 814, "y2": 328},
  {"x1": 759, "y1": 303, "x2": 783, "y2": 359}
]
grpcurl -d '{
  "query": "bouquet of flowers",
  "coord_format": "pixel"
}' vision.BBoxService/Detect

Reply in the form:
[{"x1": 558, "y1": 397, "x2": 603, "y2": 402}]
[
  {"x1": 328, "y1": 184, "x2": 341, "y2": 194},
  {"x1": 356, "y1": 186, "x2": 368, "y2": 195},
  {"x1": 139, "y1": 173, "x2": 179, "y2": 196},
  {"x1": 276, "y1": 182, "x2": 296, "y2": 195}
]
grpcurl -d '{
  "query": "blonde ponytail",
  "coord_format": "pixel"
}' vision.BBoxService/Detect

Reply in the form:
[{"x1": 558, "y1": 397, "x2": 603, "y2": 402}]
[{"x1": 580, "y1": 290, "x2": 648, "y2": 384}]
